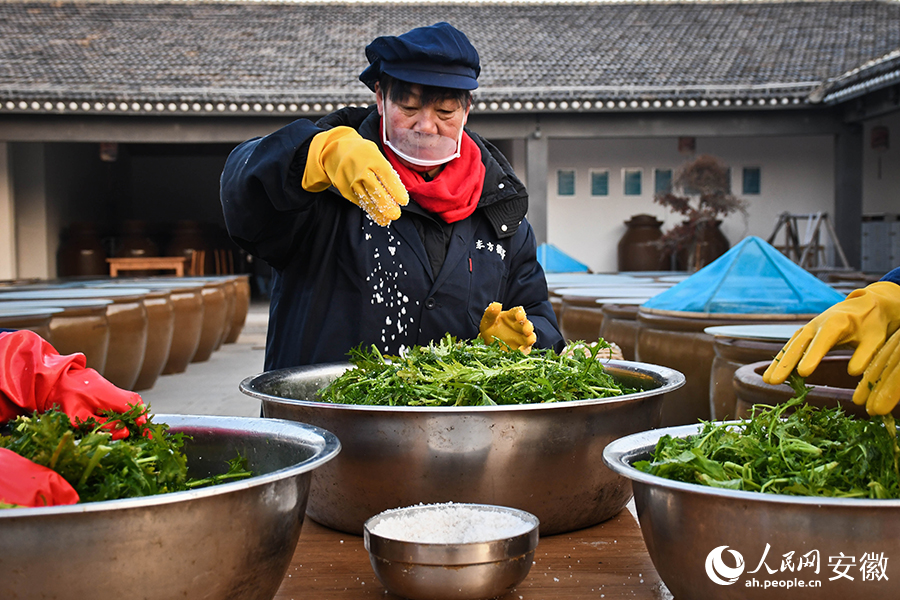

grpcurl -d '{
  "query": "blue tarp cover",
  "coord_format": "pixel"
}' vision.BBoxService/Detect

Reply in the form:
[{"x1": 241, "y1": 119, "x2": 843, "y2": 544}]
[
  {"x1": 640, "y1": 236, "x2": 845, "y2": 314},
  {"x1": 537, "y1": 243, "x2": 590, "y2": 273}
]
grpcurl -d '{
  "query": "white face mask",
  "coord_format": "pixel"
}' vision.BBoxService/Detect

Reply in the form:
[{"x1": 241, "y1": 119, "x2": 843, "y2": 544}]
[{"x1": 381, "y1": 96, "x2": 466, "y2": 168}]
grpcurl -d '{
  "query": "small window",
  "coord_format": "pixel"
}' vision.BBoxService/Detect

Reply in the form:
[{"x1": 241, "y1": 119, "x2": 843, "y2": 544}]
[
  {"x1": 623, "y1": 169, "x2": 642, "y2": 196},
  {"x1": 654, "y1": 169, "x2": 673, "y2": 194},
  {"x1": 591, "y1": 170, "x2": 609, "y2": 196},
  {"x1": 557, "y1": 170, "x2": 576, "y2": 196},
  {"x1": 743, "y1": 167, "x2": 761, "y2": 194}
]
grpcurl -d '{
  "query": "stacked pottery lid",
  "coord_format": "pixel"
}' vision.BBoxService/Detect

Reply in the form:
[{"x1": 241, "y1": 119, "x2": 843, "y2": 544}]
[{"x1": 640, "y1": 236, "x2": 846, "y2": 315}]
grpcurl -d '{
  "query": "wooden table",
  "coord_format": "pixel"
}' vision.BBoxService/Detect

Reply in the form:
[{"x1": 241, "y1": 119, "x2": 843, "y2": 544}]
[
  {"x1": 107, "y1": 256, "x2": 188, "y2": 277},
  {"x1": 274, "y1": 507, "x2": 672, "y2": 600}
]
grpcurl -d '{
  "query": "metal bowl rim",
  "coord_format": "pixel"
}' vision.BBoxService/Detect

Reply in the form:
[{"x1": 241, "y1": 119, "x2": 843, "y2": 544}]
[
  {"x1": 0, "y1": 414, "x2": 341, "y2": 518},
  {"x1": 364, "y1": 503, "x2": 540, "y2": 565},
  {"x1": 240, "y1": 359, "x2": 686, "y2": 413},
  {"x1": 602, "y1": 421, "x2": 900, "y2": 508}
]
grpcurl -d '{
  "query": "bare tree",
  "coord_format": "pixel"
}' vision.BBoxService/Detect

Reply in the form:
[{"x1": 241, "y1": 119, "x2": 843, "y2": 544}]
[{"x1": 654, "y1": 154, "x2": 749, "y2": 270}]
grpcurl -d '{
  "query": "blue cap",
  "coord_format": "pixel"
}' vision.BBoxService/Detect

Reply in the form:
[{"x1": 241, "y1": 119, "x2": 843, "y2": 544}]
[{"x1": 359, "y1": 22, "x2": 480, "y2": 92}]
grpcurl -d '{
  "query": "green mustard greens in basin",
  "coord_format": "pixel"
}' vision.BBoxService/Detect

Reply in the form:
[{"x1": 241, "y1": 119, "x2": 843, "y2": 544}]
[
  {"x1": 316, "y1": 334, "x2": 637, "y2": 407},
  {"x1": 635, "y1": 375, "x2": 900, "y2": 499},
  {"x1": 1, "y1": 405, "x2": 252, "y2": 506}
]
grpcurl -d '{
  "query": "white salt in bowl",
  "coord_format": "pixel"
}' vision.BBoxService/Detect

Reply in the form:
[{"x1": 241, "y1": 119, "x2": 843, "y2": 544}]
[{"x1": 363, "y1": 503, "x2": 539, "y2": 600}]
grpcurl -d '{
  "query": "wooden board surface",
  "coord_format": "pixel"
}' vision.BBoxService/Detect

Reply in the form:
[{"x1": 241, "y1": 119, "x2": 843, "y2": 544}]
[{"x1": 274, "y1": 507, "x2": 672, "y2": 599}]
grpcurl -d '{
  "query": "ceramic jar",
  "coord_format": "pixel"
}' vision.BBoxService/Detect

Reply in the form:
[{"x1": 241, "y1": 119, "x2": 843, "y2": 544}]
[
  {"x1": 617, "y1": 214, "x2": 667, "y2": 272},
  {"x1": 0, "y1": 298, "x2": 111, "y2": 374},
  {"x1": 224, "y1": 274, "x2": 252, "y2": 344},
  {"x1": 0, "y1": 307, "x2": 58, "y2": 340},
  {"x1": 57, "y1": 222, "x2": 108, "y2": 277},
  {"x1": 213, "y1": 277, "x2": 236, "y2": 351},
  {"x1": 187, "y1": 279, "x2": 227, "y2": 363},
  {"x1": 132, "y1": 289, "x2": 175, "y2": 391},
  {"x1": 636, "y1": 308, "x2": 814, "y2": 427},
  {"x1": 676, "y1": 219, "x2": 730, "y2": 272},
  {"x1": 733, "y1": 356, "x2": 899, "y2": 419},
  {"x1": 560, "y1": 293, "x2": 606, "y2": 343},
  {"x1": 91, "y1": 279, "x2": 206, "y2": 376},
  {"x1": 598, "y1": 299, "x2": 648, "y2": 361},
  {"x1": 115, "y1": 220, "x2": 160, "y2": 277},
  {"x1": 166, "y1": 220, "x2": 210, "y2": 275},
  {"x1": 0, "y1": 288, "x2": 149, "y2": 391}
]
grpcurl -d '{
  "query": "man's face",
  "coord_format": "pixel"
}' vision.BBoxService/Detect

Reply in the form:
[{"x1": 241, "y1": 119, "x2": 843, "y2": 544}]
[{"x1": 376, "y1": 83, "x2": 470, "y2": 173}]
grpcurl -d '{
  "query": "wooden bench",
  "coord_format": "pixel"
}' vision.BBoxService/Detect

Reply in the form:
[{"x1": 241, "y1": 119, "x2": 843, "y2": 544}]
[{"x1": 107, "y1": 256, "x2": 188, "y2": 277}]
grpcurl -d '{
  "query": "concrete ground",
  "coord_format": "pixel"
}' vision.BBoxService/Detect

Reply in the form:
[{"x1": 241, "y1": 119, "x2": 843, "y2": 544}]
[{"x1": 138, "y1": 299, "x2": 269, "y2": 418}]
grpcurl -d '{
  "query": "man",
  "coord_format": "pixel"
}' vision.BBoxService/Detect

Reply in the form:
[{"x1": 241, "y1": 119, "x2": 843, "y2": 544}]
[
  {"x1": 764, "y1": 266, "x2": 900, "y2": 415},
  {"x1": 220, "y1": 22, "x2": 563, "y2": 369}
]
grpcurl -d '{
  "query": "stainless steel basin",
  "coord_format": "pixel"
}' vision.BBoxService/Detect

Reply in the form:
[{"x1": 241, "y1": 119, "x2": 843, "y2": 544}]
[
  {"x1": 240, "y1": 359, "x2": 684, "y2": 535},
  {"x1": 603, "y1": 423, "x2": 900, "y2": 600},
  {"x1": 0, "y1": 414, "x2": 340, "y2": 600}
]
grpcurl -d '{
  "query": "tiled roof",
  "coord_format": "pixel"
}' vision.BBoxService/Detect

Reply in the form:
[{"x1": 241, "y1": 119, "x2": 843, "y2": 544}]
[
  {"x1": 811, "y1": 47, "x2": 900, "y2": 104},
  {"x1": 2, "y1": 0, "x2": 900, "y2": 116}
]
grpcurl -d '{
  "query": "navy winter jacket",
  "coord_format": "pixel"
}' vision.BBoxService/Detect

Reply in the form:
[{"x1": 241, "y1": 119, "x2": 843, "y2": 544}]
[
  {"x1": 220, "y1": 106, "x2": 563, "y2": 369},
  {"x1": 882, "y1": 267, "x2": 900, "y2": 286}
]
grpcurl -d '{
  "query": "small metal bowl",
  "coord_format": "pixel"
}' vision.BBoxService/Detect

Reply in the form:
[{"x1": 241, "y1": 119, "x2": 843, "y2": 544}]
[
  {"x1": 364, "y1": 503, "x2": 539, "y2": 600},
  {"x1": 603, "y1": 423, "x2": 899, "y2": 600}
]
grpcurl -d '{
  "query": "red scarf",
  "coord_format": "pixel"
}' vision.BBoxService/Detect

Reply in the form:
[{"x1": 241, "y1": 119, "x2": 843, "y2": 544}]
[{"x1": 383, "y1": 125, "x2": 485, "y2": 224}]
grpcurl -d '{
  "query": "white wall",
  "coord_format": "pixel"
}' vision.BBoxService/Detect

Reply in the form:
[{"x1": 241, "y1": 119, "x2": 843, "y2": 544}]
[
  {"x1": 545, "y1": 134, "x2": 835, "y2": 273},
  {"x1": 12, "y1": 143, "x2": 56, "y2": 279},
  {"x1": 863, "y1": 111, "x2": 900, "y2": 216},
  {"x1": 0, "y1": 143, "x2": 16, "y2": 280}
]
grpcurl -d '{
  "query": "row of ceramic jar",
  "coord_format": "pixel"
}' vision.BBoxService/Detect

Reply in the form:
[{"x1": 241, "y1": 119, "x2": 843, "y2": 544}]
[{"x1": 0, "y1": 275, "x2": 251, "y2": 392}]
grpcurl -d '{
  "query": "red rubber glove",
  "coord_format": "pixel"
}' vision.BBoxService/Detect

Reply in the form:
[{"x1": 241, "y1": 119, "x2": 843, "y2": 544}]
[
  {"x1": 0, "y1": 447, "x2": 79, "y2": 507},
  {"x1": 0, "y1": 330, "x2": 145, "y2": 439}
]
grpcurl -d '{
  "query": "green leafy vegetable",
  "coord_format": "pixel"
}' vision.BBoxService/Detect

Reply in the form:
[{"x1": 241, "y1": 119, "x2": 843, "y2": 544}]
[
  {"x1": 1, "y1": 404, "x2": 252, "y2": 504},
  {"x1": 316, "y1": 334, "x2": 636, "y2": 407},
  {"x1": 635, "y1": 374, "x2": 900, "y2": 499}
]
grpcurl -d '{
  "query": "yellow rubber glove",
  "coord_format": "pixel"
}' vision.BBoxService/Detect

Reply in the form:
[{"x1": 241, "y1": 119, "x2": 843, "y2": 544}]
[
  {"x1": 302, "y1": 126, "x2": 409, "y2": 227},
  {"x1": 479, "y1": 302, "x2": 537, "y2": 354},
  {"x1": 853, "y1": 328, "x2": 900, "y2": 415},
  {"x1": 763, "y1": 281, "x2": 900, "y2": 385}
]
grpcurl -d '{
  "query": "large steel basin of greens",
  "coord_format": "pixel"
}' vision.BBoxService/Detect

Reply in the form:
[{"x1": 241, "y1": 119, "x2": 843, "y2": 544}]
[
  {"x1": 603, "y1": 423, "x2": 899, "y2": 600},
  {"x1": 240, "y1": 359, "x2": 684, "y2": 535},
  {"x1": 0, "y1": 415, "x2": 340, "y2": 600}
]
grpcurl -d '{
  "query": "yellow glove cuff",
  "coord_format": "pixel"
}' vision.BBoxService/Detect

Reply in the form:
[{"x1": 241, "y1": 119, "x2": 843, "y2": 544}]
[
  {"x1": 302, "y1": 127, "x2": 409, "y2": 226},
  {"x1": 859, "y1": 281, "x2": 900, "y2": 333},
  {"x1": 302, "y1": 126, "x2": 358, "y2": 193}
]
